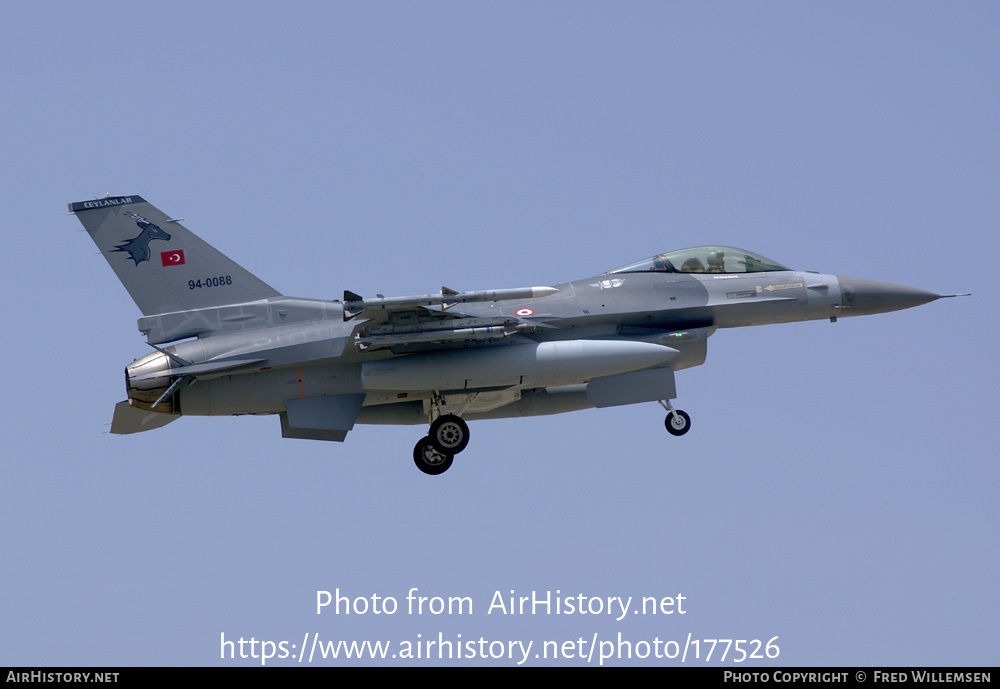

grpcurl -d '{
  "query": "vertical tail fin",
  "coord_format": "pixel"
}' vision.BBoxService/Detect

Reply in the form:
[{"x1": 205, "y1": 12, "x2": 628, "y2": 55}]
[{"x1": 70, "y1": 195, "x2": 281, "y2": 316}]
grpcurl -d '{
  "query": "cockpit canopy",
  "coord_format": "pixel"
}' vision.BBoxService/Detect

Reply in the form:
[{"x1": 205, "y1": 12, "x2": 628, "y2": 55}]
[{"x1": 606, "y1": 246, "x2": 791, "y2": 275}]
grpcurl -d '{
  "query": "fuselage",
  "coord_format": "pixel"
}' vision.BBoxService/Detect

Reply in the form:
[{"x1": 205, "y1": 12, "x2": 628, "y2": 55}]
[
  {"x1": 123, "y1": 249, "x2": 939, "y2": 424},
  {"x1": 72, "y1": 196, "x2": 958, "y2": 471}
]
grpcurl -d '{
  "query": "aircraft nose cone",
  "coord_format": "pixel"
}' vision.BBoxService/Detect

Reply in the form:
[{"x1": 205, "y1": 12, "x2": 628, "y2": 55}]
[{"x1": 836, "y1": 276, "x2": 941, "y2": 316}]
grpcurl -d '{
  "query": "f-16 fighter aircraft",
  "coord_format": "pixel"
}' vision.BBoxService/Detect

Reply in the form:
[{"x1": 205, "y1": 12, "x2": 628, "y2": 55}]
[{"x1": 71, "y1": 195, "x2": 966, "y2": 475}]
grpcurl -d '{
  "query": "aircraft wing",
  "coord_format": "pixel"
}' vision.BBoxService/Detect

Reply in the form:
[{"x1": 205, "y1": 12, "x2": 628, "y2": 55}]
[{"x1": 343, "y1": 285, "x2": 558, "y2": 351}]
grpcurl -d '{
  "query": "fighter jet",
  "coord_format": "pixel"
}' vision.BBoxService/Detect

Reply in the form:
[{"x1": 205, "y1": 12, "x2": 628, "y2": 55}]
[{"x1": 71, "y1": 195, "x2": 966, "y2": 475}]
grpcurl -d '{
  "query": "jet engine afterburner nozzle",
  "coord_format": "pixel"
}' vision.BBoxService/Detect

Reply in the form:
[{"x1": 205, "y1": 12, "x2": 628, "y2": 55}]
[{"x1": 123, "y1": 350, "x2": 179, "y2": 412}]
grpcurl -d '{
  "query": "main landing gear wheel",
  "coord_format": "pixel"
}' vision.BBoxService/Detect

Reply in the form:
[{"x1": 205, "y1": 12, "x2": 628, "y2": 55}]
[
  {"x1": 665, "y1": 409, "x2": 691, "y2": 436},
  {"x1": 428, "y1": 414, "x2": 470, "y2": 455},
  {"x1": 413, "y1": 437, "x2": 454, "y2": 475}
]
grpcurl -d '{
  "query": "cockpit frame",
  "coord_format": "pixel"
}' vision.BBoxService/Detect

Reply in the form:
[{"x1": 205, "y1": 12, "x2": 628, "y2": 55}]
[{"x1": 606, "y1": 246, "x2": 791, "y2": 275}]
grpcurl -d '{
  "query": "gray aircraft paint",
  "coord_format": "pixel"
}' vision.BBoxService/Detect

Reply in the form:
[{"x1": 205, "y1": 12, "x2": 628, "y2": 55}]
[
  {"x1": 71, "y1": 195, "x2": 965, "y2": 474},
  {"x1": 70, "y1": 196, "x2": 281, "y2": 316}
]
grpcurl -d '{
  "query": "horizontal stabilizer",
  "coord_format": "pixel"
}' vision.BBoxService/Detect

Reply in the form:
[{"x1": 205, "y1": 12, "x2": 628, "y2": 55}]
[{"x1": 110, "y1": 400, "x2": 180, "y2": 434}]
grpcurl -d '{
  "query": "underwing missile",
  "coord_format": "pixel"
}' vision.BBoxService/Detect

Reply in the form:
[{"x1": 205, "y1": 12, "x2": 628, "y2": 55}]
[{"x1": 343, "y1": 286, "x2": 559, "y2": 320}]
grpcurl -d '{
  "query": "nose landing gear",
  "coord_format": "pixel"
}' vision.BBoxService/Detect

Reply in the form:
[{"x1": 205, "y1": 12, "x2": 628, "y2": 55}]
[{"x1": 659, "y1": 399, "x2": 691, "y2": 436}]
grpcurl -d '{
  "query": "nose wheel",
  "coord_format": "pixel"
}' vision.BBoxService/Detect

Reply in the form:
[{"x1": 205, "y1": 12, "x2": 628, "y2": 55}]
[
  {"x1": 659, "y1": 400, "x2": 691, "y2": 436},
  {"x1": 665, "y1": 410, "x2": 691, "y2": 436}
]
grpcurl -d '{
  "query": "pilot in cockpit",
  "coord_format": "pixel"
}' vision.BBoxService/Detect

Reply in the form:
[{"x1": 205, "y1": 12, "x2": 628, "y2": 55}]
[
  {"x1": 706, "y1": 251, "x2": 726, "y2": 273},
  {"x1": 680, "y1": 257, "x2": 705, "y2": 272}
]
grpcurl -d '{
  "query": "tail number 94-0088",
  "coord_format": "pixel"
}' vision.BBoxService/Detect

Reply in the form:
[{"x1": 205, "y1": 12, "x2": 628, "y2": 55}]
[{"x1": 189, "y1": 276, "x2": 232, "y2": 289}]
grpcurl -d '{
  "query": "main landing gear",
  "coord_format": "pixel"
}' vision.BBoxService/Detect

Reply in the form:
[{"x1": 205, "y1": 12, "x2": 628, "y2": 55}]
[
  {"x1": 659, "y1": 400, "x2": 691, "y2": 437},
  {"x1": 429, "y1": 414, "x2": 470, "y2": 454},
  {"x1": 412, "y1": 399, "x2": 689, "y2": 475},
  {"x1": 413, "y1": 413, "x2": 470, "y2": 476},
  {"x1": 413, "y1": 437, "x2": 454, "y2": 476}
]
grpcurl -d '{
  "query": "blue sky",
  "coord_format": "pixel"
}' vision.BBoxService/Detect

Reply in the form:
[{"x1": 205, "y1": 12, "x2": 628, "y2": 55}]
[{"x1": 1, "y1": 2, "x2": 996, "y2": 666}]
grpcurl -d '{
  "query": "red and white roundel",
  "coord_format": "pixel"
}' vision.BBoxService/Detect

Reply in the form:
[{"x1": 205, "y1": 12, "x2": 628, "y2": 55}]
[{"x1": 514, "y1": 307, "x2": 535, "y2": 317}]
